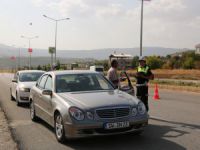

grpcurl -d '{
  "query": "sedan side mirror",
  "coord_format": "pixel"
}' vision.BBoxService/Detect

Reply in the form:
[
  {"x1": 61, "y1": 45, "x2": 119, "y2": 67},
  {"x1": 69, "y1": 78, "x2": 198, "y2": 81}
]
[
  {"x1": 42, "y1": 90, "x2": 52, "y2": 96},
  {"x1": 12, "y1": 79, "x2": 17, "y2": 83}
]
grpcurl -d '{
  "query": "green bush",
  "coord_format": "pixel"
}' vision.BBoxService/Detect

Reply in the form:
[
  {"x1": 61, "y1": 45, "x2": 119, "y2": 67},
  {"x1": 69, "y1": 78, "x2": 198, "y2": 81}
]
[{"x1": 146, "y1": 56, "x2": 164, "y2": 69}]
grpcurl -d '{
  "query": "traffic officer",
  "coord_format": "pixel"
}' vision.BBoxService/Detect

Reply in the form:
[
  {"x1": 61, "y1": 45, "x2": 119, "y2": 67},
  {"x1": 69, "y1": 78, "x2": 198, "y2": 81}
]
[{"x1": 135, "y1": 56, "x2": 154, "y2": 112}]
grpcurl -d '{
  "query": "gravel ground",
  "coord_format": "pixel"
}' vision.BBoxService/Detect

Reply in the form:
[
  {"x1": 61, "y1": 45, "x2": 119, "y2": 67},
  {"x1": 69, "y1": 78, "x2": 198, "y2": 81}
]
[{"x1": 0, "y1": 107, "x2": 18, "y2": 150}]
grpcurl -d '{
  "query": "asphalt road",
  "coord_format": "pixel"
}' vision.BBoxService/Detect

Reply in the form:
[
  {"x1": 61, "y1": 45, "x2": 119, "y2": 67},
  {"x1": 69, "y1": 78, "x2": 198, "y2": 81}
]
[{"x1": 0, "y1": 73, "x2": 200, "y2": 150}]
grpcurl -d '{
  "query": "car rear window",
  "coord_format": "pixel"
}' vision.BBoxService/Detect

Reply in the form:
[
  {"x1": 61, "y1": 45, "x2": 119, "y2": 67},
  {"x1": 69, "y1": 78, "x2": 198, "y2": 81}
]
[{"x1": 19, "y1": 72, "x2": 44, "y2": 82}]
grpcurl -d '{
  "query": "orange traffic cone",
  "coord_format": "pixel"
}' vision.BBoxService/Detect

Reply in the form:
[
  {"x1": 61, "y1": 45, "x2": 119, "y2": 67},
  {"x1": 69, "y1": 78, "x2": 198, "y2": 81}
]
[{"x1": 153, "y1": 84, "x2": 160, "y2": 100}]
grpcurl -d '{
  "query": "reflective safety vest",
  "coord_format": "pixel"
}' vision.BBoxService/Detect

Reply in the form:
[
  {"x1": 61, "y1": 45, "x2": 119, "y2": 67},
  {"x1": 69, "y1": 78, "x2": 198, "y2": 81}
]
[{"x1": 137, "y1": 66, "x2": 149, "y2": 74}]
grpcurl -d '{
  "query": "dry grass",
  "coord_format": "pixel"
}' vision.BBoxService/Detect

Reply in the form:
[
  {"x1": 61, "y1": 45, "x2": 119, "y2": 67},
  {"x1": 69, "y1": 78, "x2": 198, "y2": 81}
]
[
  {"x1": 0, "y1": 70, "x2": 14, "y2": 73},
  {"x1": 149, "y1": 84, "x2": 200, "y2": 93},
  {"x1": 127, "y1": 69, "x2": 200, "y2": 80},
  {"x1": 124, "y1": 69, "x2": 200, "y2": 93}
]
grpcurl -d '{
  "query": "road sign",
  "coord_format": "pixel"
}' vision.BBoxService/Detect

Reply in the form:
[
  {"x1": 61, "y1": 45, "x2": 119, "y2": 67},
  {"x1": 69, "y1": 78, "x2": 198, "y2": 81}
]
[
  {"x1": 28, "y1": 48, "x2": 33, "y2": 53},
  {"x1": 49, "y1": 47, "x2": 55, "y2": 54},
  {"x1": 10, "y1": 56, "x2": 16, "y2": 60}
]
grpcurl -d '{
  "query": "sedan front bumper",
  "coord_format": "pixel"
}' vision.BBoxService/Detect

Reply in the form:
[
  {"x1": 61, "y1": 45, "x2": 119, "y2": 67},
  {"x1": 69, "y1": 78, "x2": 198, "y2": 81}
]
[
  {"x1": 64, "y1": 118, "x2": 148, "y2": 139},
  {"x1": 18, "y1": 91, "x2": 30, "y2": 103}
]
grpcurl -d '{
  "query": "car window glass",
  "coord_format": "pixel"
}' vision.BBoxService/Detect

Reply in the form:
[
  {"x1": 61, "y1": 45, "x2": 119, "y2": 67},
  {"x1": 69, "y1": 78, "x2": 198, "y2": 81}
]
[
  {"x1": 56, "y1": 74, "x2": 114, "y2": 93},
  {"x1": 45, "y1": 76, "x2": 52, "y2": 90},
  {"x1": 38, "y1": 75, "x2": 48, "y2": 89},
  {"x1": 36, "y1": 76, "x2": 42, "y2": 87},
  {"x1": 96, "y1": 75, "x2": 111, "y2": 89},
  {"x1": 19, "y1": 72, "x2": 44, "y2": 82}
]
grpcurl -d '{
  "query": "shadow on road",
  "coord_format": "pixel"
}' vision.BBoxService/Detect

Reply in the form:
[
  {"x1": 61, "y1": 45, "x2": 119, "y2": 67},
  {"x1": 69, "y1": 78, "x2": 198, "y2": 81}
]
[
  {"x1": 151, "y1": 117, "x2": 200, "y2": 131},
  {"x1": 62, "y1": 123, "x2": 187, "y2": 150},
  {"x1": 18, "y1": 103, "x2": 30, "y2": 109},
  {"x1": 34, "y1": 115, "x2": 199, "y2": 150},
  {"x1": 59, "y1": 123, "x2": 187, "y2": 150}
]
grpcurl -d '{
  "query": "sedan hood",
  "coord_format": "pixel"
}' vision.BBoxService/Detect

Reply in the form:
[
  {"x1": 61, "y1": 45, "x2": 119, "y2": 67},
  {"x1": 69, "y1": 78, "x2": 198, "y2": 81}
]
[
  {"x1": 18, "y1": 82, "x2": 36, "y2": 89},
  {"x1": 57, "y1": 90, "x2": 140, "y2": 109}
]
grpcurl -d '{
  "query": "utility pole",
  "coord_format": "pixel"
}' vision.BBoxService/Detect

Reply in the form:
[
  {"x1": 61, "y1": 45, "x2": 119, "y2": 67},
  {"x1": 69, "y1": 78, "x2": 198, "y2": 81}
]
[
  {"x1": 21, "y1": 35, "x2": 38, "y2": 70},
  {"x1": 18, "y1": 47, "x2": 21, "y2": 70},
  {"x1": 43, "y1": 15, "x2": 70, "y2": 64},
  {"x1": 140, "y1": 0, "x2": 144, "y2": 57},
  {"x1": 139, "y1": 0, "x2": 151, "y2": 57}
]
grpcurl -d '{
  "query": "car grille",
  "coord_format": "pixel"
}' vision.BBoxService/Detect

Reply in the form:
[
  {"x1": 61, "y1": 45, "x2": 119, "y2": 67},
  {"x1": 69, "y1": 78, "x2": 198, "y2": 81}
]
[{"x1": 96, "y1": 107, "x2": 130, "y2": 119}]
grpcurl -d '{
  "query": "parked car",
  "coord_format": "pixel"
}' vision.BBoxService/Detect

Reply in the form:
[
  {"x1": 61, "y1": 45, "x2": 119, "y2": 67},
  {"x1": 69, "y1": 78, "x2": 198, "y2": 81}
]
[
  {"x1": 90, "y1": 65, "x2": 104, "y2": 74},
  {"x1": 10, "y1": 70, "x2": 45, "y2": 106},
  {"x1": 29, "y1": 70, "x2": 148, "y2": 142}
]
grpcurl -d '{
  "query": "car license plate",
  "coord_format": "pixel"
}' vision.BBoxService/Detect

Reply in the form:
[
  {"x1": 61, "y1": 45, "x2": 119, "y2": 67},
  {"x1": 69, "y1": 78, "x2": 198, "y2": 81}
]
[{"x1": 104, "y1": 121, "x2": 130, "y2": 130}]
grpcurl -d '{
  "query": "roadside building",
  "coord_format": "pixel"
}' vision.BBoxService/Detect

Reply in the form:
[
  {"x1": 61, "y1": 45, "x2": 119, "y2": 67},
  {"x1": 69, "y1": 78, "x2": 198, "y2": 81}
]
[
  {"x1": 109, "y1": 53, "x2": 133, "y2": 69},
  {"x1": 195, "y1": 44, "x2": 200, "y2": 54}
]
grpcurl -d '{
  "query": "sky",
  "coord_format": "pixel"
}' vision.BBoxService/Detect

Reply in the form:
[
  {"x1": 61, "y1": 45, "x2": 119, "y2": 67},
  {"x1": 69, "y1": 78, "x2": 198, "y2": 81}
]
[{"x1": 0, "y1": 0, "x2": 200, "y2": 50}]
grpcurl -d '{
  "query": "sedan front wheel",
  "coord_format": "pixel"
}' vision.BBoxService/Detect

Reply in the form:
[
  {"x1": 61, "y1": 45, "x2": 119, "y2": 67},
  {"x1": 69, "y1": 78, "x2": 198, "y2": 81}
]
[
  {"x1": 16, "y1": 93, "x2": 21, "y2": 106},
  {"x1": 55, "y1": 113, "x2": 66, "y2": 143},
  {"x1": 30, "y1": 101, "x2": 38, "y2": 121},
  {"x1": 10, "y1": 89, "x2": 15, "y2": 101}
]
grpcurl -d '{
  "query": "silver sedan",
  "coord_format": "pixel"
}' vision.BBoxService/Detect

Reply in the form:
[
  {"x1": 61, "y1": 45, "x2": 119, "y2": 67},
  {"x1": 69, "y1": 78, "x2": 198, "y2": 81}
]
[
  {"x1": 10, "y1": 70, "x2": 45, "y2": 106},
  {"x1": 29, "y1": 70, "x2": 148, "y2": 143}
]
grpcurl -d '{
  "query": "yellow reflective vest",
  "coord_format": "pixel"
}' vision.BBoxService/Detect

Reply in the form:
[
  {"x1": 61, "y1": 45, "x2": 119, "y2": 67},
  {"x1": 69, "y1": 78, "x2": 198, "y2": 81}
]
[{"x1": 137, "y1": 66, "x2": 149, "y2": 75}]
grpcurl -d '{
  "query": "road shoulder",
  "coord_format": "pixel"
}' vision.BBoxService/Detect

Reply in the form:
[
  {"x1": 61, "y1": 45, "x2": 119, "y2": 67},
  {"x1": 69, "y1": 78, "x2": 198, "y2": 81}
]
[{"x1": 0, "y1": 106, "x2": 18, "y2": 150}]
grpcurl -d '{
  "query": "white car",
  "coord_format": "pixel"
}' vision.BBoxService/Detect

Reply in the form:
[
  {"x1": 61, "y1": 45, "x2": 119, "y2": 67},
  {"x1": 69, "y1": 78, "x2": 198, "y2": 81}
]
[
  {"x1": 10, "y1": 70, "x2": 45, "y2": 106},
  {"x1": 89, "y1": 65, "x2": 104, "y2": 74}
]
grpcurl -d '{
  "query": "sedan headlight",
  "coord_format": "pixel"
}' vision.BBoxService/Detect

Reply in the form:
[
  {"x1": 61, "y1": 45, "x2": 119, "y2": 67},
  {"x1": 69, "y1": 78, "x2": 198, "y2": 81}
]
[
  {"x1": 131, "y1": 107, "x2": 137, "y2": 116},
  {"x1": 69, "y1": 107, "x2": 85, "y2": 121},
  {"x1": 19, "y1": 87, "x2": 30, "y2": 92},
  {"x1": 138, "y1": 102, "x2": 146, "y2": 114}
]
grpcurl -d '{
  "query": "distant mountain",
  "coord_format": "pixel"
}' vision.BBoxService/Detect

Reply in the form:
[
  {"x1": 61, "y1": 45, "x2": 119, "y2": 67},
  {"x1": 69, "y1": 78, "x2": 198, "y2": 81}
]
[
  {"x1": 0, "y1": 57, "x2": 94, "y2": 69},
  {"x1": 0, "y1": 44, "x2": 188, "y2": 60},
  {"x1": 0, "y1": 43, "x2": 191, "y2": 69}
]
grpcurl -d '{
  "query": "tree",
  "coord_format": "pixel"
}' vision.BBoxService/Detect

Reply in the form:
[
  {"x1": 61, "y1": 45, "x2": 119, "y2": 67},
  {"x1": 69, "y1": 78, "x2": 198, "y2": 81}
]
[
  {"x1": 95, "y1": 60, "x2": 109, "y2": 70},
  {"x1": 46, "y1": 64, "x2": 51, "y2": 71},
  {"x1": 146, "y1": 56, "x2": 164, "y2": 69},
  {"x1": 42, "y1": 65, "x2": 47, "y2": 71},
  {"x1": 183, "y1": 57, "x2": 195, "y2": 69},
  {"x1": 37, "y1": 65, "x2": 42, "y2": 70},
  {"x1": 56, "y1": 60, "x2": 61, "y2": 70},
  {"x1": 131, "y1": 56, "x2": 139, "y2": 69},
  {"x1": 194, "y1": 61, "x2": 200, "y2": 69},
  {"x1": 168, "y1": 56, "x2": 182, "y2": 69},
  {"x1": 166, "y1": 55, "x2": 171, "y2": 59}
]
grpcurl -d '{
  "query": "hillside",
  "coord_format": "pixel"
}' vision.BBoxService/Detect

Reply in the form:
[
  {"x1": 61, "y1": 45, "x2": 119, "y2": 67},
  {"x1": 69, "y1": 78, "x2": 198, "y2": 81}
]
[
  {"x1": 0, "y1": 57, "x2": 94, "y2": 69},
  {"x1": 0, "y1": 44, "x2": 191, "y2": 69},
  {"x1": 0, "y1": 44, "x2": 187, "y2": 60}
]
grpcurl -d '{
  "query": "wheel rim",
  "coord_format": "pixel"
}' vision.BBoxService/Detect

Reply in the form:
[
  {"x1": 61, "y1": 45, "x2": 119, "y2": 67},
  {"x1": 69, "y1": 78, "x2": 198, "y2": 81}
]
[
  {"x1": 30, "y1": 102, "x2": 34, "y2": 119},
  {"x1": 56, "y1": 115, "x2": 63, "y2": 139}
]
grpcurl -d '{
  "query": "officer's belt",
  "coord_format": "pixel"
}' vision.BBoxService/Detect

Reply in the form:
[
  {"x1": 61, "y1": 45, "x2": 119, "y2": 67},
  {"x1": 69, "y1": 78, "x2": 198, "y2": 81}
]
[{"x1": 136, "y1": 83, "x2": 148, "y2": 87}]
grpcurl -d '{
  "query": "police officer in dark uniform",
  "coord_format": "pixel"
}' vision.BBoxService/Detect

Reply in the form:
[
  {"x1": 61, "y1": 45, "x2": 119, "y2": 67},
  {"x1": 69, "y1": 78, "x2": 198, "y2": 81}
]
[{"x1": 135, "y1": 57, "x2": 154, "y2": 112}]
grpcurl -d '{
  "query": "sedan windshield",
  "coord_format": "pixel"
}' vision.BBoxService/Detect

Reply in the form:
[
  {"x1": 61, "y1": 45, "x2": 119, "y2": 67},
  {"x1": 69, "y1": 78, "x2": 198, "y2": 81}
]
[
  {"x1": 56, "y1": 73, "x2": 114, "y2": 93},
  {"x1": 19, "y1": 72, "x2": 44, "y2": 82}
]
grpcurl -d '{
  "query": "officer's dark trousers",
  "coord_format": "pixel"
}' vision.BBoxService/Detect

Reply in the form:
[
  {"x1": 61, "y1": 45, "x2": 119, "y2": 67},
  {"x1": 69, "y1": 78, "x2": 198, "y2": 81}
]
[{"x1": 136, "y1": 86, "x2": 149, "y2": 111}]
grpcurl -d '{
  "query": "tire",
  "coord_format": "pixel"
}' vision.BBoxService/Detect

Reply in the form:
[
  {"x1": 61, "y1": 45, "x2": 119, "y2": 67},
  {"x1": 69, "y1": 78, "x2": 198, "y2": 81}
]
[
  {"x1": 54, "y1": 113, "x2": 66, "y2": 143},
  {"x1": 10, "y1": 89, "x2": 15, "y2": 101},
  {"x1": 16, "y1": 93, "x2": 21, "y2": 106},
  {"x1": 30, "y1": 101, "x2": 38, "y2": 121}
]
